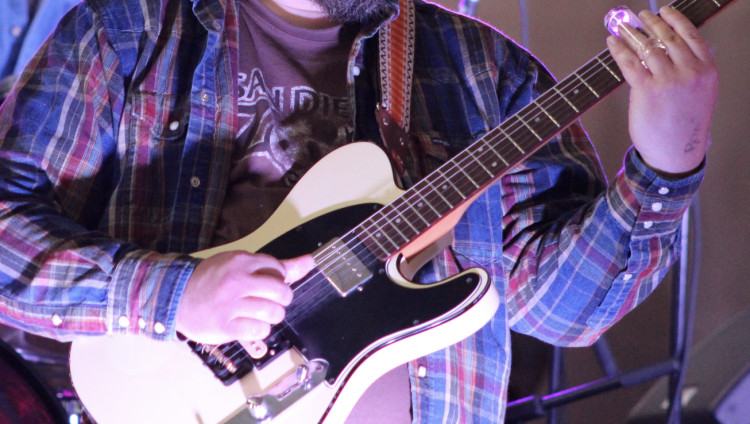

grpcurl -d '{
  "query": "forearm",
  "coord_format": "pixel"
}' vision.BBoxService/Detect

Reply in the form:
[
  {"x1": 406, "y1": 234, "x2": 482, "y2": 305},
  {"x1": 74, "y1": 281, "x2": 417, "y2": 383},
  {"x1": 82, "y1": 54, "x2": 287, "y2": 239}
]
[
  {"x1": 0, "y1": 175, "x2": 198, "y2": 341},
  {"x1": 504, "y1": 138, "x2": 702, "y2": 346}
]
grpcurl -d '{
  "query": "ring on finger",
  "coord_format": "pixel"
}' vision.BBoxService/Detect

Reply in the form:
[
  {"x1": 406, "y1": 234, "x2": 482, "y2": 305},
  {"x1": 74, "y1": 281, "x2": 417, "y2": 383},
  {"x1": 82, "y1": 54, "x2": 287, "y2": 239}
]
[{"x1": 637, "y1": 37, "x2": 668, "y2": 67}]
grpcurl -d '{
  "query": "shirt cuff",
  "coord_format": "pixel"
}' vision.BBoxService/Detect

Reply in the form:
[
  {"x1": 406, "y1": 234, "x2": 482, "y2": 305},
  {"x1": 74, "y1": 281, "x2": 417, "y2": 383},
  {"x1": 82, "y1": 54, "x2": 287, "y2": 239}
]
[
  {"x1": 607, "y1": 147, "x2": 704, "y2": 236},
  {"x1": 109, "y1": 251, "x2": 198, "y2": 341}
]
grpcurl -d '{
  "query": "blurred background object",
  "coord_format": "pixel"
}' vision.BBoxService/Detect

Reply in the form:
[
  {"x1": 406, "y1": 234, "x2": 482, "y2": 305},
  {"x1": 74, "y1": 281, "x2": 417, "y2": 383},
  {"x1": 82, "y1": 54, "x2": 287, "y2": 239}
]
[{"x1": 0, "y1": 0, "x2": 80, "y2": 102}]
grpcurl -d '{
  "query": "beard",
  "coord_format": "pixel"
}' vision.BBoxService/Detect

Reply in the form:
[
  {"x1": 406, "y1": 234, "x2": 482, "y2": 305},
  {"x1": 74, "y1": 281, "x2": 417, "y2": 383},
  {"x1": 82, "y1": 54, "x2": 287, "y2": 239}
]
[{"x1": 313, "y1": 0, "x2": 399, "y2": 24}]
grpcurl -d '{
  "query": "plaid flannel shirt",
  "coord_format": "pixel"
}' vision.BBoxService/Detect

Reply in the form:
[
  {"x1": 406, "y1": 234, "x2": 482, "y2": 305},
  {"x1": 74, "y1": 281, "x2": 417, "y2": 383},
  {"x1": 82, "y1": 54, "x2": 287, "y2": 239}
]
[{"x1": 0, "y1": 0, "x2": 703, "y2": 422}]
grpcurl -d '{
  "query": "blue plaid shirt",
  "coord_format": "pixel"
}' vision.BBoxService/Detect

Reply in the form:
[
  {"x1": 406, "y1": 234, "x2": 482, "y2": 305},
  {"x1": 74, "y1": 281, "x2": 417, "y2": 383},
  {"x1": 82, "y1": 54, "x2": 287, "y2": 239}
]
[{"x1": 0, "y1": 0, "x2": 703, "y2": 422}]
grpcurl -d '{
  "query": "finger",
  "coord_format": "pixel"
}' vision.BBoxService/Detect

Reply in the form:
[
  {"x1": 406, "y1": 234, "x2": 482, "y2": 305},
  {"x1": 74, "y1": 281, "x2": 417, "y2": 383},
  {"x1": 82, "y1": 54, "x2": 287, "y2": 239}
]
[
  {"x1": 231, "y1": 296, "x2": 287, "y2": 324},
  {"x1": 245, "y1": 252, "x2": 289, "y2": 279},
  {"x1": 282, "y1": 254, "x2": 316, "y2": 284},
  {"x1": 658, "y1": 6, "x2": 715, "y2": 64},
  {"x1": 607, "y1": 35, "x2": 649, "y2": 86},
  {"x1": 236, "y1": 275, "x2": 294, "y2": 305},
  {"x1": 225, "y1": 317, "x2": 273, "y2": 341},
  {"x1": 634, "y1": 11, "x2": 672, "y2": 72}
]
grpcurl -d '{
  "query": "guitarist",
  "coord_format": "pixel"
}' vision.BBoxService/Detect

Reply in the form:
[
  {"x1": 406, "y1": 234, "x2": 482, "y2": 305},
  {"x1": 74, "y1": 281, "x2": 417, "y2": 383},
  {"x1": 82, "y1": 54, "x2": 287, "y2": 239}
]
[{"x1": 0, "y1": 0, "x2": 717, "y2": 422}]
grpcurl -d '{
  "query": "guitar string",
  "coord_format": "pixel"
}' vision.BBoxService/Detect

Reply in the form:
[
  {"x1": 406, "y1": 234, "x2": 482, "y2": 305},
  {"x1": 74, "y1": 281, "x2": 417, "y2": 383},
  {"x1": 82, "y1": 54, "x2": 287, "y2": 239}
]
[{"x1": 216, "y1": 0, "x2": 711, "y2": 362}]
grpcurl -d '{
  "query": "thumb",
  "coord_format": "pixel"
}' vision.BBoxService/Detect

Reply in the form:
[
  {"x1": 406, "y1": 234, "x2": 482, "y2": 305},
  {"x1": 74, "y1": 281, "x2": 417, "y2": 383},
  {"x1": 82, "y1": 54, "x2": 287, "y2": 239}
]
[{"x1": 281, "y1": 255, "x2": 316, "y2": 283}]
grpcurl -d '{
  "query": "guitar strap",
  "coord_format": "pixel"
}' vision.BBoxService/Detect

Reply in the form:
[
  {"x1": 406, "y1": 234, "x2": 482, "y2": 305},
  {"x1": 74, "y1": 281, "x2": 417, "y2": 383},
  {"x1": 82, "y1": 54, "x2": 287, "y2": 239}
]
[{"x1": 376, "y1": 0, "x2": 415, "y2": 178}]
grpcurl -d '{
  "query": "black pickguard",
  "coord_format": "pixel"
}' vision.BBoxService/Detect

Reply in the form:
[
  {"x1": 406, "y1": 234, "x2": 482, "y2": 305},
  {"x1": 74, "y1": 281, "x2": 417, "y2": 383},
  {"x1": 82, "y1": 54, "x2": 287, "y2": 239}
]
[{"x1": 258, "y1": 203, "x2": 485, "y2": 383}]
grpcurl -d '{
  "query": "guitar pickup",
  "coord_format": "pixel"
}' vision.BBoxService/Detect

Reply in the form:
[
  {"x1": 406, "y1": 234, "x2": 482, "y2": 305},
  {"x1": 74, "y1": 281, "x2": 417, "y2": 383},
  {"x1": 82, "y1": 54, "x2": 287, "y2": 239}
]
[{"x1": 316, "y1": 238, "x2": 373, "y2": 297}]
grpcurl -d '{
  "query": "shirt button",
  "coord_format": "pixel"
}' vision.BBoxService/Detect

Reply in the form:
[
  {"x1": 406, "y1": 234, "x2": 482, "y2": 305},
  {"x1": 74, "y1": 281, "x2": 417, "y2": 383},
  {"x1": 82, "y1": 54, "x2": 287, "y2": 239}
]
[
  {"x1": 138, "y1": 317, "x2": 147, "y2": 329},
  {"x1": 190, "y1": 176, "x2": 201, "y2": 188},
  {"x1": 352, "y1": 65, "x2": 361, "y2": 76},
  {"x1": 623, "y1": 273, "x2": 633, "y2": 281},
  {"x1": 643, "y1": 221, "x2": 654, "y2": 229},
  {"x1": 51, "y1": 314, "x2": 63, "y2": 326},
  {"x1": 200, "y1": 92, "x2": 209, "y2": 103},
  {"x1": 118, "y1": 316, "x2": 130, "y2": 328},
  {"x1": 154, "y1": 322, "x2": 166, "y2": 334},
  {"x1": 11, "y1": 26, "x2": 22, "y2": 37},
  {"x1": 168, "y1": 121, "x2": 180, "y2": 131},
  {"x1": 417, "y1": 365, "x2": 427, "y2": 378},
  {"x1": 651, "y1": 202, "x2": 663, "y2": 212},
  {"x1": 658, "y1": 187, "x2": 670, "y2": 195}
]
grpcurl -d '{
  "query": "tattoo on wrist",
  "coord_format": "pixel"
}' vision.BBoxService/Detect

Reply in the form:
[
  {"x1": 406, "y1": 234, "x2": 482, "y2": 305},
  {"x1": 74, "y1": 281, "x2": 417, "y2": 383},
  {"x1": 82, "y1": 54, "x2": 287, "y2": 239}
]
[{"x1": 683, "y1": 125, "x2": 702, "y2": 153}]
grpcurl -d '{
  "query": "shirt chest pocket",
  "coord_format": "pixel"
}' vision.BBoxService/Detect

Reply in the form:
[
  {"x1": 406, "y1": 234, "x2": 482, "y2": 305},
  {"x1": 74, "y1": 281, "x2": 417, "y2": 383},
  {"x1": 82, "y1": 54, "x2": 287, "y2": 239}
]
[
  {"x1": 118, "y1": 92, "x2": 192, "y2": 221},
  {"x1": 128, "y1": 92, "x2": 191, "y2": 146}
]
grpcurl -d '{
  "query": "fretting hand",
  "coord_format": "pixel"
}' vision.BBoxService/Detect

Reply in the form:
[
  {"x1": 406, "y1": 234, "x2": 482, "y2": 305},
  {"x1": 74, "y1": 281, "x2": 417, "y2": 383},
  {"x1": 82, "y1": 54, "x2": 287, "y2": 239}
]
[{"x1": 607, "y1": 6, "x2": 718, "y2": 176}]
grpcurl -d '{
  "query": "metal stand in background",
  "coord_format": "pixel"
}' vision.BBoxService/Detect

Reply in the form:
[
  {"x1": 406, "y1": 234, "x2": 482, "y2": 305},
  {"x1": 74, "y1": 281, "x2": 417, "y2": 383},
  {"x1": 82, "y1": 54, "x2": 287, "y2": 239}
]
[
  {"x1": 458, "y1": 0, "x2": 480, "y2": 16},
  {"x1": 505, "y1": 200, "x2": 701, "y2": 424}
]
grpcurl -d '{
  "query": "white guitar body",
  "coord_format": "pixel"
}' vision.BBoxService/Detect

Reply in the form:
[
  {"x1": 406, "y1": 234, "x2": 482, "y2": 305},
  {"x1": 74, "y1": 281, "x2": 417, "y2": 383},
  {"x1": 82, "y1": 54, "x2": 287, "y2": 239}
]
[{"x1": 70, "y1": 142, "x2": 500, "y2": 424}]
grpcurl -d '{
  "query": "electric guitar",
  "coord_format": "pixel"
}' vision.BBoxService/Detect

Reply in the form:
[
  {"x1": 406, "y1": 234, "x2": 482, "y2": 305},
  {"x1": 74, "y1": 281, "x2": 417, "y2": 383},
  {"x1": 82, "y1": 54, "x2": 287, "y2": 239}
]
[{"x1": 69, "y1": 0, "x2": 733, "y2": 422}]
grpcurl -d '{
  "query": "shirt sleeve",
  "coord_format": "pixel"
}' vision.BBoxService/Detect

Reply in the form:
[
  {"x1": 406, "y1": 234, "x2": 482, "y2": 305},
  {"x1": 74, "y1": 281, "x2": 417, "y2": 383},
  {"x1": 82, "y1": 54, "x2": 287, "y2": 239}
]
[
  {"x1": 498, "y1": 124, "x2": 703, "y2": 347},
  {"x1": 0, "y1": 2, "x2": 195, "y2": 342},
  {"x1": 441, "y1": 42, "x2": 705, "y2": 347}
]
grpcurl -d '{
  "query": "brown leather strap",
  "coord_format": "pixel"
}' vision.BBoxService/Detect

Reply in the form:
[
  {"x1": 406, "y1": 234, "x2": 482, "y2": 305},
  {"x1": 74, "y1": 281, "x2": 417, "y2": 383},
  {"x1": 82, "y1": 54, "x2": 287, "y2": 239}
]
[{"x1": 377, "y1": 0, "x2": 415, "y2": 177}]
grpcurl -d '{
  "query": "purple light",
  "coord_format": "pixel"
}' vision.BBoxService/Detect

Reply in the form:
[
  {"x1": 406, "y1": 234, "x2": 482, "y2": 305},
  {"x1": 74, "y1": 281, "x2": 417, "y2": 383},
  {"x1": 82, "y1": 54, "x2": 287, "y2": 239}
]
[{"x1": 604, "y1": 7, "x2": 639, "y2": 38}]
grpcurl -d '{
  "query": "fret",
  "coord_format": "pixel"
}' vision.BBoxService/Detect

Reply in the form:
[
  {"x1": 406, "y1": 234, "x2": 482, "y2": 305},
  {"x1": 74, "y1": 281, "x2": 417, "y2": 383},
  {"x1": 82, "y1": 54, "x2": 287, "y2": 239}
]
[
  {"x1": 516, "y1": 114, "x2": 543, "y2": 141},
  {"x1": 536, "y1": 103, "x2": 560, "y2": 127},
  {"x1": 362, "y1": 227, "x2": 389, "y2": 256},
  {"x1": 423, "y1": 178, "x2": 455, "y2": 210},
  {"x1": 499, "y1": 126, "x2": 526, "y2": 154},
  {"x1": 436, "y1": 168, "x2": 467, "y2": 199},
  {"x1": 595, "y1": 56, "x2": 621, "y2": 81},
  {"x1": 466, "y1": 148, "x2": 495, "y2": 176},
  {"x1": 393, "y1": 213, "x2": 420, "y2": 233},
  {"x1": 356, "y1": 217, "x2": 396, "y2": 258},
  {"x1": 474, "y1": 145, "x2": 502, "y2": 172},
  {"x1": 388, "y1": 199, "x2": 428, "y2": 236},
  {"x1": 564, "y1": 74, "x2": 602, "y2": 114},
  {"x1": 431, "y1": 173, "x2": 465, "y2": 207},
  {"x1": 412, "y1": 191, "x2": 443, "y2": 220},
  {"x1": 455, "y1": 162, "x2": 481, "y2": 189},
  {"x1": 367, "y1": 216, "x2": 402, "y2": 251},
  {"x1": 394, "y1": 192, "x2": 442, "y2": 233},
  {"x1": 553, "y1": 86, "x2": 579, "y2": 113},
  {"x1": 380, "y1": 220, "x2": 410, "y2": 247},
  {"x1": 575, "y1": 73, "x2": 600, "y2": 98},
  {"x1": 480, "y1": 137, "x2": 510, "y2": 166}
]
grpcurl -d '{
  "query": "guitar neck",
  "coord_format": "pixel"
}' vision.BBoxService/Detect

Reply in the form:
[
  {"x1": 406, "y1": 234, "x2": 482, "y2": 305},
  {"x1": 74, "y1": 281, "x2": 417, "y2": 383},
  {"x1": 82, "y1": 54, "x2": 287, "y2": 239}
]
[{"x1": 350, "y1": 0, "x2": 732, "y2": 261}]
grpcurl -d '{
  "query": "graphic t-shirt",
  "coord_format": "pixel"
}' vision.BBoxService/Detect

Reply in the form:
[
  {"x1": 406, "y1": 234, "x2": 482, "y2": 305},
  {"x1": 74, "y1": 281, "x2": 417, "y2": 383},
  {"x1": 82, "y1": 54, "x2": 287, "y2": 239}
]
[{"x1": 212, "y1": 0, "x2": 357, "y2": 245}]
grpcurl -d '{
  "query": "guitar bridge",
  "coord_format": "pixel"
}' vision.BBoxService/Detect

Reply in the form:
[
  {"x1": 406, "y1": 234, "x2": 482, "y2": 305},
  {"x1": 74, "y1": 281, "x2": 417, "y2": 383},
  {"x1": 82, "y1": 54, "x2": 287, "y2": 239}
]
[
  {"x1": 187, "y1": 331, "x2": 295, "y2": 386},
  {"x1": 223, "y1": 359, "x2": 329, "y2": 424},
  {"x1": 187, "y1": 340, "x2": 255, "y2": 385}
]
